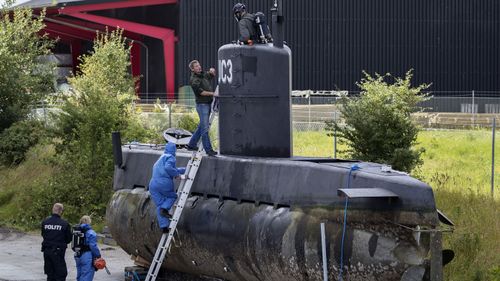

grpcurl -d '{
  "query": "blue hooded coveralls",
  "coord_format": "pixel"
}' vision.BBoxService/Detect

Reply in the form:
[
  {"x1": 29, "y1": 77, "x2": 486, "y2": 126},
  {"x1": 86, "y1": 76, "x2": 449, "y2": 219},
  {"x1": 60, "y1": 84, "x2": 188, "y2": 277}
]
[
  {"x1": 149, "y1": 142, "x2": 186, "y2": 229},
  {"x1": 74, "y1": 224, "x2": 101, "y2": 281}
]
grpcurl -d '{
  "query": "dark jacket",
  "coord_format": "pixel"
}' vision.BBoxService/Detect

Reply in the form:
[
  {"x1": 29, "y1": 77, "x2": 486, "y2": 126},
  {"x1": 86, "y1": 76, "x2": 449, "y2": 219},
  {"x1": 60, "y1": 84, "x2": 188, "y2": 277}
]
[
  {"x1": 190, "y1": 71, "x2": 214, "y2": 104},
  {"x1": 238, "y1": 13, "x2": 258, "y2": 42},
  {"x1": 41, "y1": 214, "x2": 72, "y2": 251}
]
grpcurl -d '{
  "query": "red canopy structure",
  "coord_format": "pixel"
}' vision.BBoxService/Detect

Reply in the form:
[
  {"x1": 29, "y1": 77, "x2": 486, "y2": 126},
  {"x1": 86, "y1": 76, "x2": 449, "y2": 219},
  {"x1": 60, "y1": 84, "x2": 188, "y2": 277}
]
[{"x1": 26, "y1": 0, "x2": 178, "y2": 100}]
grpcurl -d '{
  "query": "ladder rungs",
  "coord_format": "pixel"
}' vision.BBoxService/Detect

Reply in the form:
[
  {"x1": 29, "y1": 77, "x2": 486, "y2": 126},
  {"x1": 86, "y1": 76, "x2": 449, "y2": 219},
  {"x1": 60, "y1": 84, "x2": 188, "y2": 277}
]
[{"x1": 146, "y1": 111, "x2": 215, "y2": 281}]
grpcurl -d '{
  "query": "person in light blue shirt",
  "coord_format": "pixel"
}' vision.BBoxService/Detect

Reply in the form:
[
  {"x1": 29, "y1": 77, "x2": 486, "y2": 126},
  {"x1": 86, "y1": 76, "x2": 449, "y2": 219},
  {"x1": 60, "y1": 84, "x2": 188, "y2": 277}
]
[{"x1": 149, "y1": 142, "x2": 186, "y2": 233}]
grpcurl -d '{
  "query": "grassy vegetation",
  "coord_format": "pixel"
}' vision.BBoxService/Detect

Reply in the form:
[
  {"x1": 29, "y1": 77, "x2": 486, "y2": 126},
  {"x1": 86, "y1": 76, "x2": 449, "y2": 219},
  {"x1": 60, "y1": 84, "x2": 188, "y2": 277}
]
[
  {"x1": 294, "y1": 129, "x2": 500, "y2": 281},
  {"x1": 418, "y1": 130, "x2": 500, "y2": 281},
  {"x1": 0, "y1": 144, "x2": 110, "y2": 232},
  {"x1": 0, "y1": 144, "x2": 54, "y2": 230},
  {"x1": 1, "y1": 129, "x2": 499, "y2": 280}
]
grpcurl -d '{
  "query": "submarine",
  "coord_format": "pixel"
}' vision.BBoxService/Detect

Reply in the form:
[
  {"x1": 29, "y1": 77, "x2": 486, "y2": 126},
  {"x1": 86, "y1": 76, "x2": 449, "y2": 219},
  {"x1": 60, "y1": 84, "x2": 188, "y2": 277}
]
[{"x1": 107, "y1": 2, "x2": 453, "y2": 280}]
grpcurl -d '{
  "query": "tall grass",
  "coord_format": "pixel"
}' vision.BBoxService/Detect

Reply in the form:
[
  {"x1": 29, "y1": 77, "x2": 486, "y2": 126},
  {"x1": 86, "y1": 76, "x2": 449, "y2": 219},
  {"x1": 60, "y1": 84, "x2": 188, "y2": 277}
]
[
  {"x1": 418, "y1": 130, "x2": 499, "y2": 281},
  {"x1": 0, "y1": 144, "x2": 55, "y2": 229},
  {"x1": 293, "y1": 129, "x2": 500, "y2": 281}
]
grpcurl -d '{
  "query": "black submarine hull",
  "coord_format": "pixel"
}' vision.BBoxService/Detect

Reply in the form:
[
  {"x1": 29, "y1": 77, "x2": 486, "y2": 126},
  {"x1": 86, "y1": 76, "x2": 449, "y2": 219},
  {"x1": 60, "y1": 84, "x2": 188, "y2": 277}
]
[
  {"x1": 109, "y1": 12, "x2": 445, "y2": 278},
  {"x1": 107, "y1": 148, "x2": 439, "y2": 281}
]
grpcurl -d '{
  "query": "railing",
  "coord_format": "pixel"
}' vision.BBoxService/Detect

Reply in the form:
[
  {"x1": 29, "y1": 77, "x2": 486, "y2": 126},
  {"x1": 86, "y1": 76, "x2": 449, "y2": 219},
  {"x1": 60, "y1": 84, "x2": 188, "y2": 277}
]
[
  {"x1": 32, "y1": 90, "x2": 500, "y2": 131},
  {"x1": 138, "y1": 90, "x2": 500, "y2": 112}
]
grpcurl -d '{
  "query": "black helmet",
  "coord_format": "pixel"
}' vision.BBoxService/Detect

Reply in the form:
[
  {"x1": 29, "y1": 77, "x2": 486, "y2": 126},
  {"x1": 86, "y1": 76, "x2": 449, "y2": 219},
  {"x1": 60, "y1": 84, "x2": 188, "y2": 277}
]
[
  {"x1": 233, "y1": 3, "x2": 246, "y2": 14},
  {"x1": 233, "y1": 3, "x2": 246, "y2": 21}
]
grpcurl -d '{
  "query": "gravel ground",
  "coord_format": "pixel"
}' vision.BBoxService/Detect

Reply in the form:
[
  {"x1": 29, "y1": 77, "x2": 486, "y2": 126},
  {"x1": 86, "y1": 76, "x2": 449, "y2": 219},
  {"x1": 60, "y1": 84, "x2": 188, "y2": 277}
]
[{"x1": 0, "y1": 227, "x2": 133, "y2": 281}]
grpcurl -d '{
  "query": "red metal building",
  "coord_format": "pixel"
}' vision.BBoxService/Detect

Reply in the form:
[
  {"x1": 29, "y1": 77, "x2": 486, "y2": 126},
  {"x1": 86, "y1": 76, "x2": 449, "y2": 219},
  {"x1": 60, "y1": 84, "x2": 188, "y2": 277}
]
[
  {"x1": 18, "y1": 0, "x2": 500, "y2": 109},
  {"x1": 19, "y1": 0, "x2": 178, "y2": 100}
]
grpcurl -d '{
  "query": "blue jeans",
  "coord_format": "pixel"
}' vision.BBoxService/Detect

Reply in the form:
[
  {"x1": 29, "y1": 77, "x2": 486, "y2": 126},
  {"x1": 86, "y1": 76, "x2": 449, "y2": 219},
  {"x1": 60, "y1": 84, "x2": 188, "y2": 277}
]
[{"x1": 188, "y1": 103, "x2": 213, "y2": 152}]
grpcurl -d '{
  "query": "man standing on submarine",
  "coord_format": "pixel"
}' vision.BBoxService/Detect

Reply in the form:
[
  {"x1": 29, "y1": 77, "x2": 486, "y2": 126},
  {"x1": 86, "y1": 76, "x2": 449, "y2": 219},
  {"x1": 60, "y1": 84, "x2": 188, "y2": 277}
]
[
  {"x1": 149, "y1": 142, "x2": 186, "y2": 233},
  {"x1": 187, "y1": 60, "x2": 218, "y2": 156}
]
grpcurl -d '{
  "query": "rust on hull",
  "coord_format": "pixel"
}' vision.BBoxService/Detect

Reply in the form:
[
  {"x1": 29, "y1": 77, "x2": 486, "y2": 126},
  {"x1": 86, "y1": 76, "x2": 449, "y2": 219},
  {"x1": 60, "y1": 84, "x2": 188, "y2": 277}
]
[{"x1": 107, "y1": 188, "x2": 436, "y2": 281}]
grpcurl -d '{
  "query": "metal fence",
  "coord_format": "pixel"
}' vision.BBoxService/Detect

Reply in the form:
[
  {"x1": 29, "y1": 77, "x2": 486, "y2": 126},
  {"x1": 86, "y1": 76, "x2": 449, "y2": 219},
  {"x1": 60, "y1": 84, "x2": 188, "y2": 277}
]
[
  {"x1": 141, "y1": 90, "x2": 500, "y2": 112},
  {"x1": 290, "y1": 90, "x2": 500, "y2": 112},
  {"x1": 33, "y1": 90, "x2": 500, "y2": 131},
  {"x1": 133, "y1": 91, "x2": 500, "y2": 131},
  {"x1": 136, "y1": 95, "x2": 338, "y2": 131},
  {"x1": 419, "y1": 91, "x2": 500, "y2": 114}
]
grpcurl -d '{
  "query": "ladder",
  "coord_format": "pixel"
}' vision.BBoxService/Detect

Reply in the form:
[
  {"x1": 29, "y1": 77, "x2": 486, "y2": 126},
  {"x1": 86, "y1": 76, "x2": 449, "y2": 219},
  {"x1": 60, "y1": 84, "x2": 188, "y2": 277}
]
[{"x1": 145, "y1": 107, "x2": 218, "y2": 281}]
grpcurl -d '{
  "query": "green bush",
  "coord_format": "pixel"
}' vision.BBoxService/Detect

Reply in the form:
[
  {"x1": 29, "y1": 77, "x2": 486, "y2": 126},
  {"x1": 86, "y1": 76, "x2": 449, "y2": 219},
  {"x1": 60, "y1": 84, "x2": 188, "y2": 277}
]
[
  {"x1": 152, "y1": 98, "x2": 166, "y2": 113},
  {"x1": 488, "y1": 266, "x2": 500, "y2": 281},
  {"x1": 178, "y1": 112, "x2": 200, "y2": 132},
  {"x1": 327, "y1": 71, "x2": 428, "y2": 173},
  {"x1": 23, "y1": 29, "x2": 139, "y2": 225},
  {"x1": 138, "y1": 112, "x2": 170, "y2": 143},
  {"x1": 122, "y1": 114, "x2": 158, "y2": 143},
  {"x1": 0, "y1": 7, "x2": 54, "y2": 134},
  {"x1": 0, "y1": 120, "x2": 45, "y2": 166},
  {"x1": 0, "y1": 190, "x2": 14, "y2": 207}
]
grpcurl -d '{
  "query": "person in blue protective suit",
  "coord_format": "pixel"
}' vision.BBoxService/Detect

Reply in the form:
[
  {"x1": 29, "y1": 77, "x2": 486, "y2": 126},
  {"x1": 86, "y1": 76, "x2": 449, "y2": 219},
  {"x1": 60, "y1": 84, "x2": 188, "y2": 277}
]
[
  {"x1": 74, "y1": 215, "x2": 101, "y2": 281},
  {"x1": 149, "y1": 142, "x2": 186, "y2": 233}
]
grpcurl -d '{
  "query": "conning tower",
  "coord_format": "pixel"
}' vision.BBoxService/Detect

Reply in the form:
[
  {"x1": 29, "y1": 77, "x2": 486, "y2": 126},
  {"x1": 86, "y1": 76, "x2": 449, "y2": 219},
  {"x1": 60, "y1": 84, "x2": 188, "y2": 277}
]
[{"x1": 218, "y1": 0, "x2": 291, "y2": 158}]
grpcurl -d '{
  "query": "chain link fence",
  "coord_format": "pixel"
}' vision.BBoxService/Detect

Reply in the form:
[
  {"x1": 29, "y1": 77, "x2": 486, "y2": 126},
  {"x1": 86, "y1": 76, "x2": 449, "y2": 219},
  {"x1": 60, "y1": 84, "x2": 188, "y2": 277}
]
[
  {"x1": 289, "y1": 90, "x2": 500, "y2": 130},
  {"x1": 139, "y1": 90, "x2": 500, "y2": 131},
  {"x1": 32, "y1": 90, "x2": 500, "y2": 131}
]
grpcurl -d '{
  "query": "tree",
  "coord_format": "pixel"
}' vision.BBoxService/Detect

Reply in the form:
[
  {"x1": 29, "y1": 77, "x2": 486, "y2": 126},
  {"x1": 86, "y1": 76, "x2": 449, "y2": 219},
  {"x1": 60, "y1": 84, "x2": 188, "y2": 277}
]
[
  {"x1": 0, "y1": 6, "x2": 54, "y2": 133},
  {"x1": 0, "y1": 119, "x2": 45, "y2": 166},
  {"x1": 23, "y1": 29, "x2": 143, "y2": 224},
  {"x1": 327, "y1": 71, "x2": 429, "y2": 173}
]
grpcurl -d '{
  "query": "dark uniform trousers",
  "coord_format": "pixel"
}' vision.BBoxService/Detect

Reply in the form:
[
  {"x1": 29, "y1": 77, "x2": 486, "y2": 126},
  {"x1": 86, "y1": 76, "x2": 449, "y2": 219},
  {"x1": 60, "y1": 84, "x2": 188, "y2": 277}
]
[
  {"x1": 41, "y1": 214, "x2": 72, "y2": 281},
  {"x1": 43, "y1": 246, "x2": 67, "y2": 281}
]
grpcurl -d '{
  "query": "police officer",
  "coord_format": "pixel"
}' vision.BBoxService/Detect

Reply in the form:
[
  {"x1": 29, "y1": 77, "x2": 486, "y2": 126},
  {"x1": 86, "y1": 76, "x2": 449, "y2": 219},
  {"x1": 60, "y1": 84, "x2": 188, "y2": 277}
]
[
  {"x1": 233, "y1": 3, "x2": 258, "y2": 44},
  {"x1": 41, "y1": 203, "x2": 72, "y2": 281}
]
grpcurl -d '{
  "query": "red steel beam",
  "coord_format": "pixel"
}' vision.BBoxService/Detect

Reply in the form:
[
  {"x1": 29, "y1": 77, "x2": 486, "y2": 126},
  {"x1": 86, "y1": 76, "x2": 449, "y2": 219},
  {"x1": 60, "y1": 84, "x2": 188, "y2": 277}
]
[
  {"x1": 60, "y1": 12, "x2": 176, "y2": 99},
  {"x1": 46, "y1": 17, "x2": 142, "y2": 41},
  {"x1": 129, "y1": 41, "x2": 141, "y2": 93},
  {"x1": 70, "y1": 40, "x2": 82, "y2": 74},
  {"x1": 58, "y1": 0, "x2": 176, "y2": 14},
  {"x1": 41, "y1": 31, "x2": 74, "y2": 44},
  {"x1": 44, "y1": 27, "x2": 143, "y2": 91},
  {"x1": 46, "y1": 16, "x2": 104, "y2": 34},
  {"x1": 44, "y1": 22, "x2": 97, "y2": 39},
  {"x1": 44, "y1": 18, "x2": 145, "y2": 93},
  {"x1": 43, "y1": 28, "x2": 93, "y2": 42},
  {"x1": 58, "y1": 12, "x2": 175, "y2": 44}
]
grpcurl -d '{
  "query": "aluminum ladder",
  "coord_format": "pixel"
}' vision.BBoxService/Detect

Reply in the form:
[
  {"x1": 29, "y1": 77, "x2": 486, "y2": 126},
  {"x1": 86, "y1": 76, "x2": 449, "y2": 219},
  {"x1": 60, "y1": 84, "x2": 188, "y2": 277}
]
[{"x1": 145, "y1": 110, "x2": 217, "y2": 281}]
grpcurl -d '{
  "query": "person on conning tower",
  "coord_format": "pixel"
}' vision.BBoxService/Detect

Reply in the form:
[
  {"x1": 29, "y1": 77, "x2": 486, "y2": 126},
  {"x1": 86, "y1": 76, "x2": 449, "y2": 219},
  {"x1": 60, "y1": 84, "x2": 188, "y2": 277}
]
[
  {"x1": 233, "y1": 3, "x2": 258, "y2": 45},
  {"x1": 233, "y1": 3, "x2": 273, "y2": 45}
]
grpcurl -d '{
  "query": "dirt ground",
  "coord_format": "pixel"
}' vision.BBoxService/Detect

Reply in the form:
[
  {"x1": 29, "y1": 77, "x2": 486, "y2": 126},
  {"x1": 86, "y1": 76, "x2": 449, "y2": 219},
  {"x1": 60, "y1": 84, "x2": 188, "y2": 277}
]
[{"x1": 0, "y1": 227, "x2": 133, "y2": 281}]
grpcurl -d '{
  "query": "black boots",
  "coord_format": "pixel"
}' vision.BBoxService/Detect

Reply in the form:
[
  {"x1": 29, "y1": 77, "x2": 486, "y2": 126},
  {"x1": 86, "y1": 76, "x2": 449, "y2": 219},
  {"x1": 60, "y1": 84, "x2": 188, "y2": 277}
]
[
  {"x1": 160, "y1": 208, "x2": 172, "y2": 219},
  {"x1": 186, "y1": 145, "x2": 198, "y2": 151},
  {"x1": 206, "y1": 150, "x2": 217, "y2": 156}
]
